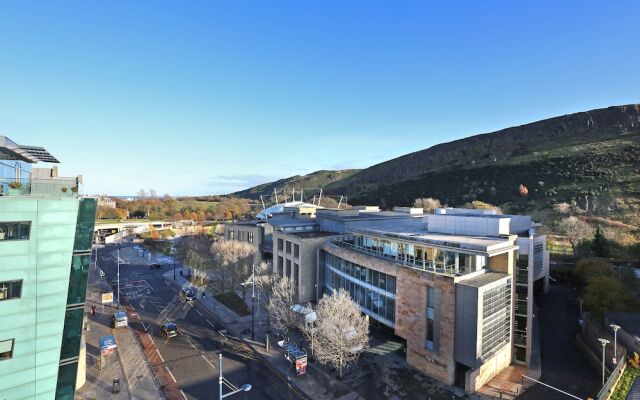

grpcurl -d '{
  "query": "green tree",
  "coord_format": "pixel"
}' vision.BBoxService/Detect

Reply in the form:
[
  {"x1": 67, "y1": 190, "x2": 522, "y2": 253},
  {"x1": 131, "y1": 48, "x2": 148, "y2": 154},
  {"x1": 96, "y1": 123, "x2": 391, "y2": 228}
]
[
  {"x1": 592, "y1": 226, "x2": 610, "y2": 257},
  {"x1": 574, "y1": 258, "x2": 612, "y2": 286},
  {"x1": 584, "y1": 276, "x2": 638, "y2": 317}
]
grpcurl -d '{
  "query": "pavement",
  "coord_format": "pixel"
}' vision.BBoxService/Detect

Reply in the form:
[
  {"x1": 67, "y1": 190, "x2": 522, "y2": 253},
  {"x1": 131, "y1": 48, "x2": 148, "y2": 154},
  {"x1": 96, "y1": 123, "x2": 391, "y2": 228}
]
[
  {"x1": 75, "y1": 254, "x2": 161, "y2": 400},
  {"x1": 98, "y1": 241, "x2": 300, "y2": 400}
]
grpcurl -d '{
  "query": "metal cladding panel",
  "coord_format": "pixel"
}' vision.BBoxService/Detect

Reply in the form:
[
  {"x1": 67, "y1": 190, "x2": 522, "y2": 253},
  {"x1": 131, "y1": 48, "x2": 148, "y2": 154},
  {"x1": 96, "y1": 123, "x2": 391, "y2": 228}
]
[{"x1": 454, "y1": 284, "x2": 479, "y2": 368}]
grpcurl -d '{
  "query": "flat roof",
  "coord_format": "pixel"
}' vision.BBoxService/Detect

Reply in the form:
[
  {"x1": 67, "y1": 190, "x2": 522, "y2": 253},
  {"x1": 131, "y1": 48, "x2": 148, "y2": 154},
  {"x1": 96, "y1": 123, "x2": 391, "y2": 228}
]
[
  {"x1": 269, "y1": 217, "x2": 318, "y2": 227},
  {"x1": 352, "y1": 228, "x2": 514, "y2": 252},
  {"x1": 285, "y1": 231, "x2": 339, "y2": 239},
  {"x1": 318, "y1": 210, "x2": 423, "y2": 221},
  {"x1": 458, "y1": 272, "x2": 510, "y2": 288}
]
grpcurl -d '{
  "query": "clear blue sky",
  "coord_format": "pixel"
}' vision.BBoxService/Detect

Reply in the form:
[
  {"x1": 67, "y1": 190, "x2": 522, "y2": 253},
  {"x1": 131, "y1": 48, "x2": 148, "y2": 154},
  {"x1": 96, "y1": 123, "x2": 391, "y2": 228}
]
[{"x1": 1, "y1": 1, "x2": 639, "y2": 196}]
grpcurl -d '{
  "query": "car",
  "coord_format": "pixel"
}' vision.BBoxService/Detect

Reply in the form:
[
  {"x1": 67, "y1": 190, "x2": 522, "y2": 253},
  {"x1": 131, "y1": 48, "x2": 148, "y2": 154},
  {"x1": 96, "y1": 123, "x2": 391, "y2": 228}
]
[
  {"x1": 149, "y1": 263, "x2": 163, "y2": 270},
  {"x1": 180, "y1": 288, "x2": 196, "y2": 303},
  {"x1": 161, "y1": 322, "x2": 179, "y2": 338},
  {"x1": 111, "y1": 311, "x2": 128, "y2": 329}
]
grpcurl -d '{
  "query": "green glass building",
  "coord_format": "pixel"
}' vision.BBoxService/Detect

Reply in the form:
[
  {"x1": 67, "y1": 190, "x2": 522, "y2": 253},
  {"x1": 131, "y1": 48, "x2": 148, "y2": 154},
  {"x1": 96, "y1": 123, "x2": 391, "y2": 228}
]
[{"x1": 0, "y1": 136, "x2": 97, "y2": 400}]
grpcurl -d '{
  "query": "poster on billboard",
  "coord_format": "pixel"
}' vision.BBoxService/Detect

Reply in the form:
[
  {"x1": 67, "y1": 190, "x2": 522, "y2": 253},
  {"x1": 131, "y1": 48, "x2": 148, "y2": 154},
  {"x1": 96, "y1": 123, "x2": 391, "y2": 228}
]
[
  {"x1": 101, "y1": 292, "x2": 113, "y2": 304},
  {"x1": 295, "y1": 357, "x2": 307, "y2": 376}
]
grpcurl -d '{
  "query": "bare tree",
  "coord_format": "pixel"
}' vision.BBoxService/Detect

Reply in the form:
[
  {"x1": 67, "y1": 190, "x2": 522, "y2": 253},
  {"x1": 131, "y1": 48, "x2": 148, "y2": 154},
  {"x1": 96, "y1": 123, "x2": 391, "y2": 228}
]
[
  {"x1": 210, "y1": 239, "x2": 255, "y2": 293},
  {"x1": 553, "y1": 202, "x2": 572, "y2": 214},
  {"x1": 558, "y1": 216, "x2": 594, "y2": 255},
  {"x1": 311, "y1": 289, "x2": 369, "y2": 379},
  {"x1": 413, "y1": 197, "x2": 442, "y2": 213},
  {"x1": 266, "y1": 276, "x2": 297, "y2": 334}
]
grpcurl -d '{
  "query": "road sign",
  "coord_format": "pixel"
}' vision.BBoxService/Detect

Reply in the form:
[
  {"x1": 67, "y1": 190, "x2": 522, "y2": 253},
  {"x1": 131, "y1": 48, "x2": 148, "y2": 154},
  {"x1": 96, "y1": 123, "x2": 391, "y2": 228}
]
[
  {"x1": 99, "y1": 335, "x2": 117, "y2": 356},
  {"x1": 101, "y1": 292, "x2": 114, "y2": 304}
]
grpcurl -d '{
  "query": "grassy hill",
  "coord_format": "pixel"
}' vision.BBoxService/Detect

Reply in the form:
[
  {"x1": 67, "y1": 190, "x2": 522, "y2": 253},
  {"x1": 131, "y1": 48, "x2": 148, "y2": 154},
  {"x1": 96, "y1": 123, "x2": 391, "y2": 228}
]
[
  {"x1": 232, "y1": 104, "x2": 640, "y2": 257},
  {"x1": 231, "y1": 169, "x2": 361, "y2": 199}
]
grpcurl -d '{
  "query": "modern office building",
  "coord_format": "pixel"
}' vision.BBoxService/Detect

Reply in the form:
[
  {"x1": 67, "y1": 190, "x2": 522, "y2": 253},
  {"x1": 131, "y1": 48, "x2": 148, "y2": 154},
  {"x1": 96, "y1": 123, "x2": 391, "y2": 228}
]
[
  {"x1": 0, "y1": 136, "x2": 97, "y2": 400},
  {"x1": 319, "y1": 208, "x2": 549, "y2": 392}
]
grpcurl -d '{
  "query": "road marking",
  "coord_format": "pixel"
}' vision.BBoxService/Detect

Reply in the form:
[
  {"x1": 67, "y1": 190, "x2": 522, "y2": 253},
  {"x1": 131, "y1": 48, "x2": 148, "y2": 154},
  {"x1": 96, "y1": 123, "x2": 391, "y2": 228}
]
[
  {"x1": 195, "y1": 309, "x2": 203, "y2": 317},
  {"x1": 147, "y1": 333, "x2": 155, "y2": 346},
  {"x1": 156, "y1": 349, "x2": 165, "y2": 363},
  {"x1": 140, "y1": 320, "x2": 148, "y2": 331},
  {"x1": 166, "y1": 366, "x2": 177, "y2": 383},
  {"x1": 206, "y1": 319, "x2": 215, "y2": 328},
  {"x1": 180, "y1": 389, "x2": 188, "y2": 400},
  {"x1": 201, "y1": 354, "x2": 216, "y2": 370}
]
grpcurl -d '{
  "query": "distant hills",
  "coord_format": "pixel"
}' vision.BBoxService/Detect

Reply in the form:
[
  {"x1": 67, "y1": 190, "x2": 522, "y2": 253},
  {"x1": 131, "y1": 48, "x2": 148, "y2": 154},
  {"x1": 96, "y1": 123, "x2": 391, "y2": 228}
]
[{"x1": 234, "y1": 104, "x2": 640, "y2": 225}]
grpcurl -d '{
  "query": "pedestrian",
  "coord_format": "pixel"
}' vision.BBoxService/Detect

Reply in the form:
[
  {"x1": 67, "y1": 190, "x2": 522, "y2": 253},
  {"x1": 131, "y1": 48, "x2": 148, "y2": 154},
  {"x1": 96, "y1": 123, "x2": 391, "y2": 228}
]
[{"x1": 91, "y1": 305, "x2": 96, "y2": 317}]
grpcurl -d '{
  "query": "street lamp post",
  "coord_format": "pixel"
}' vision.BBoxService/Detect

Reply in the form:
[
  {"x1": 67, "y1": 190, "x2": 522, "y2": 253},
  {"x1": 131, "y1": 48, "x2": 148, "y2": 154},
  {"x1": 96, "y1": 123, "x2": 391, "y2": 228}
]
[
  {"x1": 611, "y1": 324, "x2": 621, "y2": 364},
  {"x1": 251, "y1": 263, "x2": 256, "y2": 341},
  {"x1": 218, "y1": 353, "x2": 252, "y2": 399},
  {"x1": 117, "y1": 247, "x2": 120, "y2": 308},
  {"x1": 172, "y1": 246, "x2": 176, "y2": 280},
  {"x1": 598, "y1": 338, "x2": 610, "y2": 386}
]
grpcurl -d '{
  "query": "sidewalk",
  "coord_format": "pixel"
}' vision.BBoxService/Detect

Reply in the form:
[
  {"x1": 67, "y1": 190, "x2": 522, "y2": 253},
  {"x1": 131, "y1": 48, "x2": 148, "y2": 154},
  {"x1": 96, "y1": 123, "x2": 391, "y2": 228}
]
[
  {"x1": 76, "y1": 260, "x2": 162, "y2": 400},
  {"x1": 167, "y1": 267, "x2": 481, "y2": 400}
]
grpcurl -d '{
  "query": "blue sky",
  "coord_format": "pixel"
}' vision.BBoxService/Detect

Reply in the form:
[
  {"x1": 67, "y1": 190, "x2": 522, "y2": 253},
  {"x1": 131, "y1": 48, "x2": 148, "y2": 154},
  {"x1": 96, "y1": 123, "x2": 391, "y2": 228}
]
[{"x1": 1, "y1": 1, "x2": 639, "y2": 195}]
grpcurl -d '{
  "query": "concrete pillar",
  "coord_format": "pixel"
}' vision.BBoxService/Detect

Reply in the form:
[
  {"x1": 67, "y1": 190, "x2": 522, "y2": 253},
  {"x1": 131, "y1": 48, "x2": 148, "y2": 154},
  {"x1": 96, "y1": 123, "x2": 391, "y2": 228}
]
[{"x1": 75, "y1": 334, "x2": 87, "y2": 390}]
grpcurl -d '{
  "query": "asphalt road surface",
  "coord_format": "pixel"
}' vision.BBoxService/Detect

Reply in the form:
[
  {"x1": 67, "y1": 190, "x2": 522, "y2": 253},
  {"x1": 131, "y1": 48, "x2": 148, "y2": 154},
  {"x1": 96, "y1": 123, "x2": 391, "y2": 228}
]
[
  {"x1": 519, "y1": 283, "x2": 600, "y2": 400},
  {"x1": 97, "y1": 242, "x2": 302, "y2": 400}
]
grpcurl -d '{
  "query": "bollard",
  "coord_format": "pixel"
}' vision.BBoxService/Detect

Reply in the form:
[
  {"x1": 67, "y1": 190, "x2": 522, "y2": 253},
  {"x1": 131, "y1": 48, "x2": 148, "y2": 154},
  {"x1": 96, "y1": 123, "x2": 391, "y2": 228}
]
[
  {"x1": 112, "y1": 378, "x2": 120, "y2": 393},
  {"x1": 265, "y1": 334, "x2": 270, "y2": 351}
]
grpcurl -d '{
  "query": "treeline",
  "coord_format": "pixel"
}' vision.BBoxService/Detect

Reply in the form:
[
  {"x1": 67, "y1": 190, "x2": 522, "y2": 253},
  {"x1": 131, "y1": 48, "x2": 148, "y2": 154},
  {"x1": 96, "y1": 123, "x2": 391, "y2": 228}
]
[{"x1": 99, "y1": 191, "x2": 255, "y2": 221}]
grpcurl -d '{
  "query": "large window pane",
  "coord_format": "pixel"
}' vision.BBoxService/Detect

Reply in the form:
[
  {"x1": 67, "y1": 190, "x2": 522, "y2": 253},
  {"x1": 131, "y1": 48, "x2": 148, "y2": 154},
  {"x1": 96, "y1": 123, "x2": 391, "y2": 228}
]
[
  {"x1": 67, "y1": 255, "x2": 90, "y2": 305},
  {"x1": 0, "y1": 221, "x2": 31, "y2": 241},
  {"x1": 387, "y1": 276, "x2": 396, "y2": 294},
  {"x1": 59, "y1": 308, "x2": 84, "y2": 360},
  {"x1": 74, "y1": 198, "x2": 97, "y2": 251},
  {"x1": 0, "y1": 280, "x2": 22, "y2": 301}
]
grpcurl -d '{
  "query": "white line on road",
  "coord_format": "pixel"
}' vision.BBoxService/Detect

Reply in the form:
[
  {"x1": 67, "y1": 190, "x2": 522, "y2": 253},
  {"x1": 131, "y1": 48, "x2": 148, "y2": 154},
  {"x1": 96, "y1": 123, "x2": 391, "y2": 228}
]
[
  {"x1": 147, "y1": 333, "x2": 155, "y2": 346},
  {"x1": 195, "y1": 309, "x2": 203, "y2": 317},
  {"x1": 166, "y1": 366, "x2": 177, "y2": 383},
  {"x1": 141, "y1": 320, "x2": 148, "y2": 331},
  {"x1": 205, "y1": 319, "x2": 215, "y2": 328},
  {"x1": 156, "y1": 348, "x2": 165, "y2": 363},
  {"x1": 201, "y1": 354, "x2": 216, "y2": 370},
  {"x1": 180, "y1": 389, "x2": 188, "y2": 400}
]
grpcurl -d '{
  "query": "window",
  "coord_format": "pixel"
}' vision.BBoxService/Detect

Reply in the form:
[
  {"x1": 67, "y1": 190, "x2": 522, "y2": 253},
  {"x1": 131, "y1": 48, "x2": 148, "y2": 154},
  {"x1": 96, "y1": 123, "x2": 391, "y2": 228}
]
[
  {"x1": 278, "y1": 238, "x2": 284, "y2": 251},
  {"x1": 293, "y1": 263, "x2": 299, "y2": 283},
  {"x1": 286, "y1": 260, "x2": 291, "y2": 277},
  {"x1": 0, "y1": 280, "x2": 22, "y2": 301},
  {"x1": 248, "y1": 232, "x2": 254, "y2": 243},
  {"x1": 294, "y1": 244, "x2": 299, "y2": 258},
  {"x1": 0, "y1": 338, "x2": 14, "y2": 361},
  {"x1": 0, "y1": 222, "x2": 31, "y2": 241},
  {"x1": 278, "y1": 256, "x2": 284, "y2": 276},
  {"x1": 426, "y1": 287, "x2": 435, "y2": 351},
  {"x1": 229, "y1": 230, "x2": 236, "y2": 240},
  {"x1": 286, "y1": 241, "x2": 292, "y2": 254}
]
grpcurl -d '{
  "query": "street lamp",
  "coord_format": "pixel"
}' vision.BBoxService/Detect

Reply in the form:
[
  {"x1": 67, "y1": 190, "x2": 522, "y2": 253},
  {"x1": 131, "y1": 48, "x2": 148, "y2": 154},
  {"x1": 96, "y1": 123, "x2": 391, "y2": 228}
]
[
  {"x1": 172, "y1": 245, "x2": 176, "y2": 280},
  {"x1": 598, "y1": 338, "x2": 610, "y2": 386},
  {"x1": 218, "y1": 353, "x2": 252, "y2": 399},
  {"x1": 611, "y1": 324, "x2": 621, "y2": 364},
  {"x1": 241, "y1": 264, "x2": 256, "y2": 340},
  {"x1": 116, "y1": 246, "x2": 120, "y2": 309}
]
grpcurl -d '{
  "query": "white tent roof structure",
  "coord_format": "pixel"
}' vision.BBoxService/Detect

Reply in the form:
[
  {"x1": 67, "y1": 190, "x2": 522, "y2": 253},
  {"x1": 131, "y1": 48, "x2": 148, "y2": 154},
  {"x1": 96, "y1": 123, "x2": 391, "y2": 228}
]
[{"x1": 257, "y1": 201, "x2": 322, "y2": 220}]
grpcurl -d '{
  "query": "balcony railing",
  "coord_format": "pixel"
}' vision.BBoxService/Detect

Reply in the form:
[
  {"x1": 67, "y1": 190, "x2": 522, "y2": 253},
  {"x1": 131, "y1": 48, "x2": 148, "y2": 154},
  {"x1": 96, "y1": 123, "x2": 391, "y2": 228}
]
[
  {"x1": 0, "y1": 178, "x2": 80, "y2": 198},
  {"x1": 329, "y1": 236, "x2": 465, "y2": 277}
]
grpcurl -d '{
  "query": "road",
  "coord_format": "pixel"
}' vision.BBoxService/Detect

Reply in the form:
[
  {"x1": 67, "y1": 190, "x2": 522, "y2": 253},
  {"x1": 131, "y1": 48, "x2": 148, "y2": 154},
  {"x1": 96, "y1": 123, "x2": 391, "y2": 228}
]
[
  {"x1": 519, "y1": 283, "x2": 600, "y2": 400},
  {"x1": 97, "y1": 242, "x2": 301, "y2": 400}
]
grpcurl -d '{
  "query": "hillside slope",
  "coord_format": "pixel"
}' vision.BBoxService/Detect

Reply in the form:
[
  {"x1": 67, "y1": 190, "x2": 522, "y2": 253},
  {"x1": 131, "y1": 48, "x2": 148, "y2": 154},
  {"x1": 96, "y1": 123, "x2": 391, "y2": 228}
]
[
  {"x1": 327, "y1": 104, "x2": 640, "y2": 201},
  {"x1": 231, "y1": 169, "x2": 360, "y2": 199}
]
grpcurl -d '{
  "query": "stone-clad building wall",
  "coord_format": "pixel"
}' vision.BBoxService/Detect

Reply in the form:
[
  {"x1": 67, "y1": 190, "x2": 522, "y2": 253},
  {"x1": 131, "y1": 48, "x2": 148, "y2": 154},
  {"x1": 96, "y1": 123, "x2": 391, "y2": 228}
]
[{"x1": 395, "y1": 268, "x2": 456, "y2": 385}]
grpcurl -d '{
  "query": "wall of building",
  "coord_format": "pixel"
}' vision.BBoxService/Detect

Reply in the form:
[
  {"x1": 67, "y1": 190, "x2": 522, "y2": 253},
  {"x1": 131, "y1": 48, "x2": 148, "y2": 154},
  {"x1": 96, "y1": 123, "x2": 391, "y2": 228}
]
[
  {"x1": 465, "y1": 342, "x2": 511, "y2": 393},
  {"x1": 224, "y1": 224, "x2": 263, "y2": 265},
  {"x1": 0, "y1": 197, "x2": 79, "y2": 400}
]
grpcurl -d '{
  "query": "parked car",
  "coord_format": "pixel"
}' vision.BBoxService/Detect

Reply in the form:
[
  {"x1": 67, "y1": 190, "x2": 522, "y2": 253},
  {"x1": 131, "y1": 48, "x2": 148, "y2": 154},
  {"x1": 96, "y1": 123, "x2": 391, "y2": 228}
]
[
  {"x1": 180, "y1": 288, "x2": 196, "y2": 303},
  {"x1": 149, "y1": 263, "x2": 163, "y2": 270},
  {"x1": 161, "y1": 322, "x2": 179, "y2": 338},
  {"x1": 111, "y1": 311, "x2": 128, "y2": 329}
]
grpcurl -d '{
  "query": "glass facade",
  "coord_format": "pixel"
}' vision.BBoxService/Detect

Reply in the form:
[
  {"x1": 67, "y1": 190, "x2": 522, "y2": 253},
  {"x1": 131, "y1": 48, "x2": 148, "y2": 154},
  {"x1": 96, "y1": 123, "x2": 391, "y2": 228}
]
[
  {"x1": 55, "y1": 361, "x2": 79, "y2": 400},
  {"x1": 332, "y1": 234, "x2": 486, "y2": 277},
  {"x1": 0, "y1": 160, "x2": 32, "y2": 194},
  {"x1": 426, "y1": 287, "x2": 435, "y2": 351},
  {"x1": 59, "y1": 308, "x2": 84, "y2": 361},
  {"x1": 325, "y1": 252, "x2": 396, "y2": 326},
  {"x1": 73, "y1": 198, "x2": 97, "y2": 251},
  {"x1": 66, "y1": 255, "x2": 90, "y2": 305}
]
